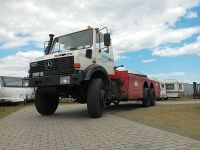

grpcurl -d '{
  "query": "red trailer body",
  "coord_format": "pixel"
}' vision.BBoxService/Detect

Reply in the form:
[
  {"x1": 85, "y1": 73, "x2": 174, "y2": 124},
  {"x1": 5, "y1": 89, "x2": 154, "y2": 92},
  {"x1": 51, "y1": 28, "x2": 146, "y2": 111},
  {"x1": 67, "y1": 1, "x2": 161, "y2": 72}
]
[{"x1": 110, "y1": 70, "x2": 160, "y2": 101}]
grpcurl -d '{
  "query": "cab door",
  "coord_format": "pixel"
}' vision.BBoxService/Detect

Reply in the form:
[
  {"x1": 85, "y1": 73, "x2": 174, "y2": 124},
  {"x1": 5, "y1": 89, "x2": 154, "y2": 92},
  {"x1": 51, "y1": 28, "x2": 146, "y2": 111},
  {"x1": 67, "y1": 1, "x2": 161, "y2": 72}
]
[{"x1": 95, "y1": 31, "x2": 114, "y2": 75}]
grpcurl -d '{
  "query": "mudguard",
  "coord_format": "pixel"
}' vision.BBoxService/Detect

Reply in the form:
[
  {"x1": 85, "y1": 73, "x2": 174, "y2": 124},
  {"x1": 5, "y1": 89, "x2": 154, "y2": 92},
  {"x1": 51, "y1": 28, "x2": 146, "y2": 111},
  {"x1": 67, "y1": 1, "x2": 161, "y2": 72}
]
[{"x1": 84, "y1": 64, "x2": 111, "y2": 88}]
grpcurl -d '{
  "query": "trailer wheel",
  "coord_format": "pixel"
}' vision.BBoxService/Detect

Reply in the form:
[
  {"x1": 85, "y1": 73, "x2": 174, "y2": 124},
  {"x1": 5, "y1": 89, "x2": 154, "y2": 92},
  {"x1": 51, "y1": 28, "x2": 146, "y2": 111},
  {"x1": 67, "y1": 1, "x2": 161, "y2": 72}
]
[
  {"x1": 142, "y1": 88, "x2": 150, "y2": 107},
  {"x1": 113, "y1": 100, "x2": 120, "y2": 105},
  {"x1": 35, "y1": 92, "x2": 59, "y2": 115},
  {"x1": 87, "y1": 78, "x2": 105, "y2": 118},
  {"x1": 150, "y1": 89, "x2": 156, "y2": 106}
]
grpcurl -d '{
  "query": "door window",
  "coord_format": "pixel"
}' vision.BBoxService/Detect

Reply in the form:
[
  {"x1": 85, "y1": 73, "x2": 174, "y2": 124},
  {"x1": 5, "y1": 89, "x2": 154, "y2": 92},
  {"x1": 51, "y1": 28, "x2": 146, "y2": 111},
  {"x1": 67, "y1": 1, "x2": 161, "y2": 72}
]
[
  {"x1": 134, "y1": 80, "x2": 138, "y2": 87},
  {"x1": 96, "y1": 32, "x2": 109, "y2": 53}
]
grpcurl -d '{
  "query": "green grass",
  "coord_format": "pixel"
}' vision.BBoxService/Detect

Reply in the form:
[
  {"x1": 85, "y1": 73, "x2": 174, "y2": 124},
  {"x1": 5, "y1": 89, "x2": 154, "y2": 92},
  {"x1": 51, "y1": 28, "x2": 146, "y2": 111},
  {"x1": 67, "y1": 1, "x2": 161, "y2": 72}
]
[
  {"x1": 166, "y1": 96, "x2": 195, "y2": 101},
  {"x1": 111, "y1": 103, "x2": 200, "y2": 140}
]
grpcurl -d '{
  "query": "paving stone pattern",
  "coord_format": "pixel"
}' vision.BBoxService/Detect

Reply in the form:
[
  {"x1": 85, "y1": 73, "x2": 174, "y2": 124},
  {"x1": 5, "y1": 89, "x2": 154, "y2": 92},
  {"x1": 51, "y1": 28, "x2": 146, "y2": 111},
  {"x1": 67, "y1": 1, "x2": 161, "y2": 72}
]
[{"x1": 0, "y1": 104, "x2": 200, "y2": 150}]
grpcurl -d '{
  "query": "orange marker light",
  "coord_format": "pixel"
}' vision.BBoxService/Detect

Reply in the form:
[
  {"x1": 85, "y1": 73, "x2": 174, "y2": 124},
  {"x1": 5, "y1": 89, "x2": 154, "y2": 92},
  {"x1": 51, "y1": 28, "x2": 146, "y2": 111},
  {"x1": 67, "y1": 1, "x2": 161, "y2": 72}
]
[
  {"x1": 74, "y1": 63, "x2": 81, "y2": 68},
  {"x1": 87, "y1": 25, "x2": 92, "y2": 29}
]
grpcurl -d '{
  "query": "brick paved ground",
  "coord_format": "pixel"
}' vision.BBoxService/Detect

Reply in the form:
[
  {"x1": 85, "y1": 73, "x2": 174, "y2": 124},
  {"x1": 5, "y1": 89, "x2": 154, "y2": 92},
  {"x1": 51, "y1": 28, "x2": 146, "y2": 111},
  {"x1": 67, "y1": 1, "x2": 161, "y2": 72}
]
[{"x1": 0, "y1": 104, "x2": 200, "y2": 150}]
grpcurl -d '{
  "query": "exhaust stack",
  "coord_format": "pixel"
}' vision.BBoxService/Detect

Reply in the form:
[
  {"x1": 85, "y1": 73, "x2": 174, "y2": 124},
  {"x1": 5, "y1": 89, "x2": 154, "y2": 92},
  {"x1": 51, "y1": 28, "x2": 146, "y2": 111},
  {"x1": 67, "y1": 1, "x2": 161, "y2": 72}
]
[{"x1": 45, "y1": 34, "x2": 54, "y2": 55}]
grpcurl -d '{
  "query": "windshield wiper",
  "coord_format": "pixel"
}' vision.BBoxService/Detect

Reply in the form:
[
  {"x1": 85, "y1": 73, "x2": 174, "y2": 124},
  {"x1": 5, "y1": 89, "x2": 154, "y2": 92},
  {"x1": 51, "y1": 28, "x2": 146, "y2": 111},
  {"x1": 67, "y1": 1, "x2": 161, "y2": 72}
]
[
  {"x1": 51, "y1": 50, "x2": 62, "y2": 54},
  {"x1": 69, "y1": 47, "x2": 77, "y2": 51}
]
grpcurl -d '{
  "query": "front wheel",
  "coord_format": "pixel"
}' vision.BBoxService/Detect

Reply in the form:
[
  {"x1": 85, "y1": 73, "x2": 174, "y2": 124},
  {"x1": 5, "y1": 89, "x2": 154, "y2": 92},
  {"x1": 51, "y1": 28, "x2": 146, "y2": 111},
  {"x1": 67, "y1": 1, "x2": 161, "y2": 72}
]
[
  {"x1": 35, "y1": 92, "x2": 59, "y2": 115},
  {"x1": 87, "y1": 78, "x2": 105, "y2": 118}
]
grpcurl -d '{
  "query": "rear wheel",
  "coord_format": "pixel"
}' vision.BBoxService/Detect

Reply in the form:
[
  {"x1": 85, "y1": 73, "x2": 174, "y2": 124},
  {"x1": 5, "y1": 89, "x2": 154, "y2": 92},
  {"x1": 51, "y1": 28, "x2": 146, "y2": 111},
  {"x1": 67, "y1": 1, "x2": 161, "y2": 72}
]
[
  {"x1": 142, "y1": 88, "x2": 150, "y2": 107},
  {"x1": 35, "y1": 92, "x2": 59, "y2": 115},
  {"x1": 150, "y1": 89, "x2": 156, "y2": 106},
  {"x1": 87, "y1": 78, "x2": 105, "y2": 118},
  {"x1": 106, "y1": 101, "x2": 111, "y2": 106}
]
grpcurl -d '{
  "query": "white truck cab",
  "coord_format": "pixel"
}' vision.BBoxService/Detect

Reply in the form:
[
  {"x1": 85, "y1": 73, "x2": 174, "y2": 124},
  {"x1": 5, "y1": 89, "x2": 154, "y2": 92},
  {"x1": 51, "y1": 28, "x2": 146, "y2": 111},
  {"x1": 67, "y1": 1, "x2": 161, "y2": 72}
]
[{"x1": 30, "y1": 28, "x2": 114, "y2": 76}]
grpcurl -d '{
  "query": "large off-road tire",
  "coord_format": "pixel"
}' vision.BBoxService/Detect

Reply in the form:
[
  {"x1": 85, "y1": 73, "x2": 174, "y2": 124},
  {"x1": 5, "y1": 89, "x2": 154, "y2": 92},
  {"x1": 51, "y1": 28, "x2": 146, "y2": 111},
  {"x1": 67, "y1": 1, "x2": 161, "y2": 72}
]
[
  {"x1": 142, "y1": 88, "x2": 150, "y2": 107},
  {"x1": 150, "y1": 89, "x2": 156, "y2": 106},
  {"x1": 87, "y1": 78, "x2": 105, "y2": 118},
  {"x1": 35, "y1": 92, "x2": 59, "y2": 115}
]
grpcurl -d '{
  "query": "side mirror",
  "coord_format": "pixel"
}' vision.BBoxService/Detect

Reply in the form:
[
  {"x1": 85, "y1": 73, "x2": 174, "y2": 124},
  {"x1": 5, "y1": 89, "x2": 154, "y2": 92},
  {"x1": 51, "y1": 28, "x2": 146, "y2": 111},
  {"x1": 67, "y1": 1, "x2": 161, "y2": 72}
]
[{"x1": 104, "y1": 33, "x2": 111, "y2": 46}]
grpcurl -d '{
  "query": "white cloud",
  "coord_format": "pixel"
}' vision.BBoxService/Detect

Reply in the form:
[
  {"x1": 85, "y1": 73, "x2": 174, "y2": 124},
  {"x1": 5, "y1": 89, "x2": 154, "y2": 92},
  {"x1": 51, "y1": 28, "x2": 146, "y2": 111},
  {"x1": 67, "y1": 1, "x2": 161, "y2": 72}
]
[
  {"x1": 185, "y1": 11, "x2": 198, "y2": 19},
  {"x1": 0, "y1": 0, "x2": 199, "y2": 54},
  {"x1": 149, "y1": 72, "x2": 186, "y2": 79},
  {"x1": 142, "y1": 58, "x2": 157, "y2": 63},
  {"x1": 152, "y1": 35, "x2": 200, "y2": 57},
  {"x1": 0, "y1": 0, "x2": 200, "y2": 76},
  {"x1": 149, "y1": 71, "x2": 200, "y2": 83},
  {"x1": 0, "y1": 50, "x2": 43, "y2": 77}
]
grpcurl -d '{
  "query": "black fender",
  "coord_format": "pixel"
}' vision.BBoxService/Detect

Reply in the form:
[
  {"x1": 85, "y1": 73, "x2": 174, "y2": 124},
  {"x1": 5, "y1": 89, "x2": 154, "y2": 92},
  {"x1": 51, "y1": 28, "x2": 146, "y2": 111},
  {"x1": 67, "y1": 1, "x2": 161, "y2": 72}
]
[{"x1": 84, "y1": 64, "x2": 111, "y2": 89}]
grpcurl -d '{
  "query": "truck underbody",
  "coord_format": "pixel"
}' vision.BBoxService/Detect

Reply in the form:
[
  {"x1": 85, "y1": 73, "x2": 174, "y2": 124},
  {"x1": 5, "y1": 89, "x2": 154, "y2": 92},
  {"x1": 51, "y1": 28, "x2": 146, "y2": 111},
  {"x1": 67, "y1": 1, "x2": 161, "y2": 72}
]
[{"x1": 28, "y1": 64, "x2": 160, "y2": 117}]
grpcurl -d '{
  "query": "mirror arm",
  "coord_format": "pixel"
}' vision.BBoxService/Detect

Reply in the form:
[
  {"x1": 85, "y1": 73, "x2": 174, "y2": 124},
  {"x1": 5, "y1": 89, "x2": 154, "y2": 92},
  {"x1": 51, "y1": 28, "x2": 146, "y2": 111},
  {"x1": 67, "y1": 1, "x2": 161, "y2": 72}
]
[
  {"x1": 98, "y1": 47, "x2": 107, "y2": 53},
  {"x1": 98, "y1": 27, "x2": 109, "y2": 33}
]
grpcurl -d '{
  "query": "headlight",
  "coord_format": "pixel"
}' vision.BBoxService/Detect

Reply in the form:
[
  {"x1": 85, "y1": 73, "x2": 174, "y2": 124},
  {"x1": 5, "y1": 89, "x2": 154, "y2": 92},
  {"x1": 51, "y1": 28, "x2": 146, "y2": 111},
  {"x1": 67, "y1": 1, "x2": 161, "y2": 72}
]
[
  {"x1": 32, "y1": 72, "x2": 44, "y2": 77},
  {"x1": 60, "y1": 76, "x2": 70, "y2": 84},
  {"x1": 22, "y1": 80, "x2": 29, "y2": 87}
]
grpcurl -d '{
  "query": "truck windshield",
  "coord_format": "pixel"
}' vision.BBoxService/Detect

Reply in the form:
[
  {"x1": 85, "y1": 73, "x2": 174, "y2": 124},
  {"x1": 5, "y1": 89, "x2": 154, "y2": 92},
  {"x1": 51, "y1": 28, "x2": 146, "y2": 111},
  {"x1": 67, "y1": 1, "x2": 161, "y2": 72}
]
[
  {"x1": 2, "y1": 77, "x2": 23, "y2": 87},
  {"x1": 51, "y1": 29, "x2": 93, "y2": 53}
]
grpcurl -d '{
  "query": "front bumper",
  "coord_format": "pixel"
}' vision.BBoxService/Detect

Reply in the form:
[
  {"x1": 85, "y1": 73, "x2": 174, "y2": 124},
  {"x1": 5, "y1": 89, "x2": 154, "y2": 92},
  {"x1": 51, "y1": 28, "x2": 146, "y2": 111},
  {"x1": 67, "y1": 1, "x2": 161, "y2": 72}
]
[{"x1": 26, "y1": 74, "x2": 84, "y2": 87}]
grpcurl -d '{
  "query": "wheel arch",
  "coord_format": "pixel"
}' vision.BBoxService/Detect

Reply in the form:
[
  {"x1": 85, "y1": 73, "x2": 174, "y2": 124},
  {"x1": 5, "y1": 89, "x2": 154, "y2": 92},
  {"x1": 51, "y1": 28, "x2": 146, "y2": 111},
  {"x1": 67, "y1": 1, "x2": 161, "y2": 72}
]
[
  {"x1": 150, "y1": 82, "x2": 154, "y2": 89},
  {"x1": 84, "y1": 64, "x2": 111, "y2": 89},
  {"x1": 143, "y1": 81, "x2": 149, "y2": 89}
]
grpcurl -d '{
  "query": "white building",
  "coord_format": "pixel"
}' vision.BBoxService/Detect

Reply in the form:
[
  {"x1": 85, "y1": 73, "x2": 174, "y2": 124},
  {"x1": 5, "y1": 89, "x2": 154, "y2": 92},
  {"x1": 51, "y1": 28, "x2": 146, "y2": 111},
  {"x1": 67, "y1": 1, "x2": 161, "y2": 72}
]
[{"x1": 183, "y1": 83, "x2": 193, "y2": 96}]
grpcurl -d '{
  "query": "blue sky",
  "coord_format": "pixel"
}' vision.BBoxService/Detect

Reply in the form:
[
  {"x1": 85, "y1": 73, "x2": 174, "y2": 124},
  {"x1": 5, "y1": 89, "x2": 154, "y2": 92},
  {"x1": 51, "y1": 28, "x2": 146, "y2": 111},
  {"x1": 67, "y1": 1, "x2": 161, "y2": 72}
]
[
  {"x1": 114, "y1": 4, "x2": 200, "y2": 83},
  {"x1": 0, "y1": 0, "x2": 200, "y2": 83}
]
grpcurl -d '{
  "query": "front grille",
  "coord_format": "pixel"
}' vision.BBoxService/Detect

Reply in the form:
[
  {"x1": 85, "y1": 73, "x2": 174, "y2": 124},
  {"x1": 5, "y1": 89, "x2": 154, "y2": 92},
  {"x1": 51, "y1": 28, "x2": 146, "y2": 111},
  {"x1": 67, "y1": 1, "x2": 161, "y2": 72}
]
[{"x1": 30, "y1": 56, "x2": 74, "y2": 76}]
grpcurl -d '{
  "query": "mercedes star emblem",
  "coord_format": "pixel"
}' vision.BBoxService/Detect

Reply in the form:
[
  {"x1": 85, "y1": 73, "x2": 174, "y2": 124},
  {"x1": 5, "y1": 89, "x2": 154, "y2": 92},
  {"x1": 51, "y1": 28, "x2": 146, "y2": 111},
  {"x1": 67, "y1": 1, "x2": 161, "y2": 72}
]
[{"x1": 45, "y1": 60, "x2": 53, "y2": 70}]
